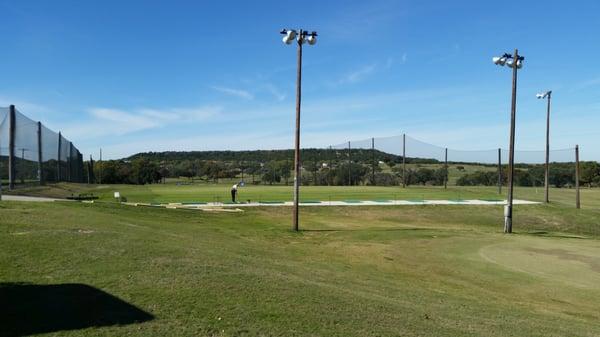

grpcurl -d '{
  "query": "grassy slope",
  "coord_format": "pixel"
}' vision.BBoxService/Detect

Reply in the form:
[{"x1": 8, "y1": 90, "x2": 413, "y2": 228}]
[{"x1": 1, "y1": 200, "x2": 600, "y2": 336}]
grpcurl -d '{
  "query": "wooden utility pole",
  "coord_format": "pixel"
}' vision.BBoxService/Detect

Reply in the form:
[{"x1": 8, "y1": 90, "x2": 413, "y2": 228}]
[
  {"x1": 291, "y1": 31, "x2": 303, "y2": 232},
  {"x1": 575, "y1": 145, "x2": 580, "y2": 209},
  {"x1": 544, "y1": 92, "x2": 552, "y2": 203},
  {"x1": 504, "y1": 49, "x2": 520, "y2": 234}
]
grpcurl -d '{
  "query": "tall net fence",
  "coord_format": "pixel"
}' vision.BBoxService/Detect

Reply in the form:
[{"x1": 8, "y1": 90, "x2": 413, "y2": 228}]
[
  {"x1": 0, "y1": 106, "x2": 85, "y2": 189},
  {"x1": 330, "y1": 134, "x2": 579, "y2": 189}
]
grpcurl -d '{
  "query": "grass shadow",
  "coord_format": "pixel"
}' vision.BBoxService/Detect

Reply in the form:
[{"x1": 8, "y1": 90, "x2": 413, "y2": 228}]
[
  {"x1": 0, "y1": 282, "x2": 154, "y2": 336},
  {"x1": 301, "y1": 227, "x2": 434, "y2": 233}
]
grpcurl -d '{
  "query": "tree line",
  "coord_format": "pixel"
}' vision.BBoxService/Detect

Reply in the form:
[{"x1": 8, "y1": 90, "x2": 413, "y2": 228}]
[{"x1": 78, "y1": 149, "x2": 600, "y2": 188}]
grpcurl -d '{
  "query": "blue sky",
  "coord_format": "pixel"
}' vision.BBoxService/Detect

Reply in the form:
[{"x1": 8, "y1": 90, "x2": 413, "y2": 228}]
[{"x1": 1, "y1": 0, "x2": 599, "y2": 160}]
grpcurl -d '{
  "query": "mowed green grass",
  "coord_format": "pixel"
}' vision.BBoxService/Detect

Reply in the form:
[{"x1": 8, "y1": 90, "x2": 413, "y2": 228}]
[
  {"x1": 9, "y1": 182, "x2": 599, "y2": 210},
  {"x1": 1, "y1": 199, "x2": 600, "y2": 336}
]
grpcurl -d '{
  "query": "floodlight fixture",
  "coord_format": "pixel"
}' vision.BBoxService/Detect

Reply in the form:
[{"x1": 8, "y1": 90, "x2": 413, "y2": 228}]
[
  {"x1": 281, "y1": 29, "x2": 297, "y2": 45},
  {"x1": 493, "y1": 53, "x2": 523, "y2": 69},
  {"x1": 536, "y1": 90, "x2": 551, "y2": 99}
]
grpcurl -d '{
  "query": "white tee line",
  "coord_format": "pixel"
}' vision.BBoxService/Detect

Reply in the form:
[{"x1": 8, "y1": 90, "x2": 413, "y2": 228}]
[
  {"x1": 1, "y1": 195, "x2": 62, "y2": 202},
  {"x1": 148, "y1": 199, "x2": 540, "y2": 209}
]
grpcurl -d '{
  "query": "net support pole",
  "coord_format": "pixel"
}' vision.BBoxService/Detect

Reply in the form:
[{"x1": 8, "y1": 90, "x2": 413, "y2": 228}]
[
  {"x1": 328, "y1": 145, "x2": 332, "y2": 186},
  {"x1": 57, "y1": 132, "x2": 62, "y2": 182},
  {"x1": 8, "y1": 105, "x2": 16, "y2": 190},
  {"x1": 402, "y1": 134, "x2": 406, "y2": 188},
  {"x1": 78, "y1": 152, "x2": 83, "y2": 183},
  {"x1": 68, "y1": 142, "x2": 73, "y2": 182},
  {"x1": 371, "y1": 137, "x2": 375, "y2": 185},
  {"x1": 37, "y1": 122, "x2": 44, "y2": 185},
  {"x1": 88, "y1": 155, "x2": 92, "y2": 184},
  {"x1": 497, "y1": 148, "x2": 502, "y2": 194},
  {"x1": 347, "y1": 141, "x2": 351, "y2": 186},
  {"x1": 99, "y1": 148, "x2": 102, "y2": 184},
  {"x1": 575, "y1": 145, "x2": 580, "y2": 209},
  {"x1": 444, "y1": 148, "x2": 448, "y2": 189}
]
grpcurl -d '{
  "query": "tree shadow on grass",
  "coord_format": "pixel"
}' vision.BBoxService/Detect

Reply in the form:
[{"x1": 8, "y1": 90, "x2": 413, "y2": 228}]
[{"x1": 0, "y1": 282, "x2": 154, "y2": 337}]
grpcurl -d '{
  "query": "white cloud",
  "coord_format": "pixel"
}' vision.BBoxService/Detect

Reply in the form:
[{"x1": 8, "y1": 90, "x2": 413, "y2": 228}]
[{"x1": 210, "y1": 86, "x2": 254, "y2": 100}]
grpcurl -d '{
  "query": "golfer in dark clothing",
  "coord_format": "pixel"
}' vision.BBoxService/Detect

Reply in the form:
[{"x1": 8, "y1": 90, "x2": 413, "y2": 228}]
[{"x1": 231, "y1": 184, "x2": 238, "y2": 203}]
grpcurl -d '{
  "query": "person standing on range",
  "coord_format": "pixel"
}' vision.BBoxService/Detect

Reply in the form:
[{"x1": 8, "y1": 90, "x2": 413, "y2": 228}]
[{"x1": 231, "y1": 183, "x2": 238, "y2": 203}]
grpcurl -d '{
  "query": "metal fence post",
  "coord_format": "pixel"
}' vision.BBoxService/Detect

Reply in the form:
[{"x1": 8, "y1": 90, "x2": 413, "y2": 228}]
[{"x1": 8, "y1": 105, "x2": 16, "y2": 190}]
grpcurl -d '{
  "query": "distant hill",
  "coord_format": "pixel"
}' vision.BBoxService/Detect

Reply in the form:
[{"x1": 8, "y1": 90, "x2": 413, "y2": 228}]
[{"x1": 126, "y1": 148, "x2": 439, "y2": 164}]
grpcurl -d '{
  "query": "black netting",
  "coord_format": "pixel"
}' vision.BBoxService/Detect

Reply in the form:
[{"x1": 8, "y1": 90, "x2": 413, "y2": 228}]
[
  {"x1": 0, "y1": 108, "x2": 8, "y2": 186},
  {"x1": 329, "y1": 134, "x2": 579, "y2": 189},
  {"x1": 13, "y1": 110, "x2": 40, "y2": 184},
  {"x1": 0, "y1": 106, "x2": 84, "y2": 188}
]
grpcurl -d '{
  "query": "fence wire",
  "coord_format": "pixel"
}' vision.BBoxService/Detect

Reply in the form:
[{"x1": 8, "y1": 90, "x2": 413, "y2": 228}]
[
  {"x1": 0, "y1": 106, "x2": 84, "y2": 188},
  {"x1": 330, "y1": 134, "x2": 579, "y2": 188}
]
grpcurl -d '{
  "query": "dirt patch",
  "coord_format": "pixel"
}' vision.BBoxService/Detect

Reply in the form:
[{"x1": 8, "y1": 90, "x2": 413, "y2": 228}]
[{"x1": 526, "y1": 248, "x2": 600, "y2": 273}]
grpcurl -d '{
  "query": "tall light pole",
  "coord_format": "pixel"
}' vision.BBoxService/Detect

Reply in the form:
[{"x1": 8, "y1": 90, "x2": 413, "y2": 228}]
[
  {"x1": 536, "y1": 90, "x2": 552, "y2": 203},
  {"x1": 281, "y1": 28, "x2": 317, "y2": 232},
  {"x1": 493, "y1": 50, "x2": 524, "y2": 234}
]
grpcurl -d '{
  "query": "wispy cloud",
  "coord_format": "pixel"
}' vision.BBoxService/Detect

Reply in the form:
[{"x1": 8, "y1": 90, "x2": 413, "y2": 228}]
[
  {"x1": 263, "y1": 83, "x2": 286, "y2": 101},
  {"x1": 0, "y1": 96, "x2": 51, "y2": 115},
  {"x1": 337, "y1": 55, "x2": 403, "y2": 85},
  {"x1": 210, "y1": 85, "x2": 254, "y2": 100},
  {"x1": 339, "y1": 63, "x2": 378, "y2": 84},
  {"x1": 62, "y1": 105, "x2": 221, "y2": 140},
  {"x1": 570, "y1": 76, "x2": 600, "y2": 91}
]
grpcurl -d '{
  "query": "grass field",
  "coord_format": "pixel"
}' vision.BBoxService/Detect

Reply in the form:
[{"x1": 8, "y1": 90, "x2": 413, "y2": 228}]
[
  {"x1": 6, "y1": 182, "x2": 598, "y2": 209},
  {"x1": 2, "y1": 184, "x2": 600, "y2": 336}
]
